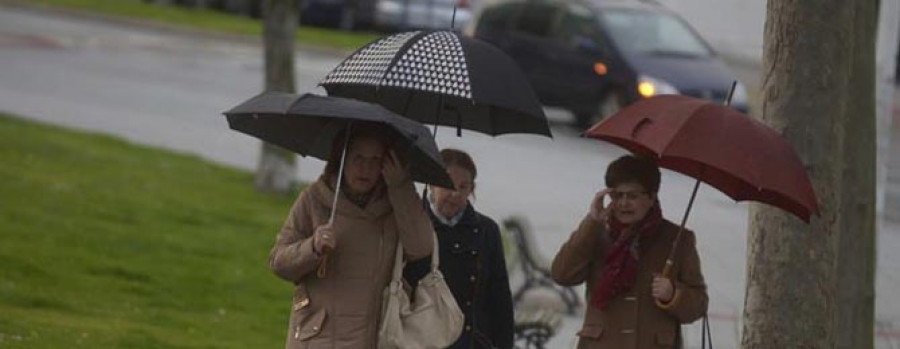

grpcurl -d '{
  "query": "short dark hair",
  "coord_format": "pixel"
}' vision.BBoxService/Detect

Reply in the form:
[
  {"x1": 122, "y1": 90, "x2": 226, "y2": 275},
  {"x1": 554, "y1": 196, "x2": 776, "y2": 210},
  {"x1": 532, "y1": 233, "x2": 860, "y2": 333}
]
[
  {"x1": 323, "y1": 123, "x2": 389, "y2": 178},
  {"x1": 440, "y1": 148, "x2": 477, "y2": 181},
  {"x1": 605, "y1": 155, "x2": 661, "y2": 194}
]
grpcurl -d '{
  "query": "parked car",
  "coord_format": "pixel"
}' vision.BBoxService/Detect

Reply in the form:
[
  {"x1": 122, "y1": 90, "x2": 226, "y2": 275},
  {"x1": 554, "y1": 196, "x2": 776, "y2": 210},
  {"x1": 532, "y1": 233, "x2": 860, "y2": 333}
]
[
  {"x1": 470, "y1": 0, "x2": 749, "y2": 126},
  {"x1": 300, "y1": 0, "x2": 471, "y2": 32},
  {"x1": 375, "y1": 0, "x2": 472, "y2": 32},
  {"x1": 301, "y1": 0, "x2": 380, "y2": 30}
]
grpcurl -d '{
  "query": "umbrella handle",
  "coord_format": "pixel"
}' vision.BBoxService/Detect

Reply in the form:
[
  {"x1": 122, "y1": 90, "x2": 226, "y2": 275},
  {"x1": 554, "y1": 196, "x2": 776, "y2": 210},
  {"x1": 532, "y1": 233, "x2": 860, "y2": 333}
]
[
  {"x1": 661, "y1": 259, "x2": 674, "y2": 278},
  {"x1": 654, "y1": 259, "x2": 675, "y2": 308},
  {"x1": 317, "y1": 250, "x2": 331, "y2": 278}
]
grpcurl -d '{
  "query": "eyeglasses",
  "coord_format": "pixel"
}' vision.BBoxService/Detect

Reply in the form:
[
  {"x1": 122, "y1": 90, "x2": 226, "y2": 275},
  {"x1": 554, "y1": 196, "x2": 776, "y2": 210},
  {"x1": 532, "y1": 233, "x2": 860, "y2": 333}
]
[{"x1": 609, "y1": 190, "x2": 649, "y2": 201}]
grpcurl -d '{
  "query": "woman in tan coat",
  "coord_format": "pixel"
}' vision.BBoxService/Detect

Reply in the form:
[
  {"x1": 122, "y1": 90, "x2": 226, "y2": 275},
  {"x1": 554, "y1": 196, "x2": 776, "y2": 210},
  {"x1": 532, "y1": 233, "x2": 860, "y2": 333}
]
[
  {"x1": 269, "y1": 126, "x2": 434, "y2": 348},
  {"x1": 551, "y1": 155, "x2": 708, "y2": 348}
]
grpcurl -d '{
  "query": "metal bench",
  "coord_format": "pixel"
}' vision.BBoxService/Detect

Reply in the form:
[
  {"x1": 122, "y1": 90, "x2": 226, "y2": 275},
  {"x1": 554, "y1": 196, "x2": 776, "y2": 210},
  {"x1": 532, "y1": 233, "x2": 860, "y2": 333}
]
[
  {"x1": 502, "y1": 216, "x2": 581, "y2": 315},
  {"x1": 513, "y1": 307, "x2": 562, "y2": 349}
]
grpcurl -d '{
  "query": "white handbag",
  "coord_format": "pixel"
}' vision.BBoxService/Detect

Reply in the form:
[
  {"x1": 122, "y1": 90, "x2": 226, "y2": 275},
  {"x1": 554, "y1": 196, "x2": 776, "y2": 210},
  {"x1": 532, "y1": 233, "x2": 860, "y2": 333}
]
[{"x1": 378, "y1": 234, "x2": 464, "y2": 349}]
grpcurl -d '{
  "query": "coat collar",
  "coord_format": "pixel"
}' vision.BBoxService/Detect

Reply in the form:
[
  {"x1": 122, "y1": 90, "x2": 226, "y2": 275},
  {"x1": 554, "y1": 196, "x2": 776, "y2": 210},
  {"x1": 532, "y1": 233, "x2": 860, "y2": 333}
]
[
  {"x1": 428, "y1": 201, "x2": 479, "y2": 229},
  {"x1": 309, "y1": 174, "x2": 392, "y2": 220}
]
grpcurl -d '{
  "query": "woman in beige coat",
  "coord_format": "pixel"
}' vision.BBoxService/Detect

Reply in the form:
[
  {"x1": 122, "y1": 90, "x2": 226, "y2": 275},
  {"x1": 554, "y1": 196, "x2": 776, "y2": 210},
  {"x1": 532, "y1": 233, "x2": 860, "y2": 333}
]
[
  {"x1": 551, "y1": 155, "x2": 708, "y2": 348},
  {"x1": 269, "y1": 126, "x2": 434, "y2": 348}
]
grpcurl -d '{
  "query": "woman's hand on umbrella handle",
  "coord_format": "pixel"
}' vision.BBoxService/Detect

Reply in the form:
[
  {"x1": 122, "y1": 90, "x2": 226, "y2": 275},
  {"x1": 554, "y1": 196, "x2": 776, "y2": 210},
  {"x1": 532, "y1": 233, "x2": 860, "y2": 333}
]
[
  {"x1": 589, "y1": 188, "x2": 613, "y2": 223},
  {"x1": 313, "y1": 224, "x2": 336, "y2": 256},
  {"x1": 382, "y1": 150, "x2": 409, "y2": 187},
  {"x1": 651, "y1": 274, "x2": 675, "y2": 303}
]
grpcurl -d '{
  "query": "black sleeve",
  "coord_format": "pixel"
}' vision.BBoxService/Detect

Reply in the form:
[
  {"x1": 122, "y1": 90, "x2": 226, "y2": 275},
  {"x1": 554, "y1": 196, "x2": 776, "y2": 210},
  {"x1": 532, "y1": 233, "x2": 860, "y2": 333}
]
[
  {"x1": 403, "y1": 253, "x2": 432, "y2": 287},
  {"x1": 485, "y1": 219, "x2": 515, "y2": 349}
]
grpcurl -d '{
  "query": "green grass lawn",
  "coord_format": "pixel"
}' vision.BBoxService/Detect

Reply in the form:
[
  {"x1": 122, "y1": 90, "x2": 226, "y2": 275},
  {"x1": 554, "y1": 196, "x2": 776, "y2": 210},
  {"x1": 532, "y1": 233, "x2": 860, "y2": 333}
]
[
  {"x1": 24, "y1": 0, "x2": 379, "y2": 51},
  {"x1": 0, "y1": 114, "x2": 300, "y2": 348}
]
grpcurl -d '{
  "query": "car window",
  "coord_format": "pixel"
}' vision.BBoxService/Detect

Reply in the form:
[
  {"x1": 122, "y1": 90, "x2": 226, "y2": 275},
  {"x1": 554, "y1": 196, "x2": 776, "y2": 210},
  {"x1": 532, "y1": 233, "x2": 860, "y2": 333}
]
[
  {"x1": 477, "y1": 3, "x2": 521, "y2": 32},
  {"x1": 554, "y1": 4, "x2": 603, "y2": 49},
  {"x1": 599, "y1": 8, "x2": 712, "y2": 58},
  {"x1": 512, "y1": 3, "x2": 560, "y2": 37}
]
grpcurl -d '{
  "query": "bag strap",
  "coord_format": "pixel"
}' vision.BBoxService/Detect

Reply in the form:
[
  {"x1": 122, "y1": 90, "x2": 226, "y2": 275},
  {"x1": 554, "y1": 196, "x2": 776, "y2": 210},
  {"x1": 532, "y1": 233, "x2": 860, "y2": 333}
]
[
  {"x1": 391, "y1": 232, "x2": 441, "y2": 283},
  {"x1": 701, "y1": 314, "x2": 713, "y2": 349}
]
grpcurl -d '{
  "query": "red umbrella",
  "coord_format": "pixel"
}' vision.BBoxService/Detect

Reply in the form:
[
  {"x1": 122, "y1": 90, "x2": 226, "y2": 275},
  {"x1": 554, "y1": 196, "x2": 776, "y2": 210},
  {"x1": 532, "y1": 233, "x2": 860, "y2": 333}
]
[{"x1": 584, "y1": 89, "x2": 819, "y2": 278}]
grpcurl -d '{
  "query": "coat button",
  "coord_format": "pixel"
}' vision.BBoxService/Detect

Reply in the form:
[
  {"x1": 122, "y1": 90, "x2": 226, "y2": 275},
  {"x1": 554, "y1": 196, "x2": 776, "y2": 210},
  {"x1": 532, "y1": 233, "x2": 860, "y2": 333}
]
[
  {"x1": 454, "y1": 243, "x2": 460, "y2": 249},
  {"x1": 469, "y1": 275, "x2": 476, "y2": 282},
  {"x1": 465, "y1": 325, "x2": 472, "y2": 331},
  {"x1": 466, "y1": 301, "x2": 472, "y2": 307},
  {"x1": 474, "y1": 228, "x2": 479, "y2": 233},
  {"x1": 471, "y1": 250, "x2": 478, "y2": 256}
]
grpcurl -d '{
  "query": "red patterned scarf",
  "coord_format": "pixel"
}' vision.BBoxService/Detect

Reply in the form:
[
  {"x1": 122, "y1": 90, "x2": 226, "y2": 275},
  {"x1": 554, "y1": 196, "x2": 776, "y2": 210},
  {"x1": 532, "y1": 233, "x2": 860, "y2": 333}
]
[{"x1": 591, "y1": 203, "x2": 663, "y2": 309}]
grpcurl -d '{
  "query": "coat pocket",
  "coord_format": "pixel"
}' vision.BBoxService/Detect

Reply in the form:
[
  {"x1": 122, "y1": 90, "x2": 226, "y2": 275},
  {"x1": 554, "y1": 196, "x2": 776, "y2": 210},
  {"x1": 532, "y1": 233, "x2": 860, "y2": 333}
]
[
  {"x1": 576, "y1": 324, "x2": 604, "y2": 339},
  {"x1": 289, "y1": 287, "x2": 327, "y2": 342},
  {"x1": 290, "y1": 305, "x2": 327, "y2": 342}
]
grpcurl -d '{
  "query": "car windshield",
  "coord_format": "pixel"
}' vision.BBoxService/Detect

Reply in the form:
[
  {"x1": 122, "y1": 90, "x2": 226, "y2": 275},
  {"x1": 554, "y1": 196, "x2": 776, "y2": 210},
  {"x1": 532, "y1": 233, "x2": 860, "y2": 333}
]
[{"x1": 599, "y1": 8, "x2": 712, "y2": 58}]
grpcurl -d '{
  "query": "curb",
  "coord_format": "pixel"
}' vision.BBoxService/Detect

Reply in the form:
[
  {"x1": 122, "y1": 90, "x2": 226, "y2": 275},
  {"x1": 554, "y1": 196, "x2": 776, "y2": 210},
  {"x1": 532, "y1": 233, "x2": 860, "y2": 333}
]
[{"x1": 0, "y1": 0, "x2": 354, "y2": 58}]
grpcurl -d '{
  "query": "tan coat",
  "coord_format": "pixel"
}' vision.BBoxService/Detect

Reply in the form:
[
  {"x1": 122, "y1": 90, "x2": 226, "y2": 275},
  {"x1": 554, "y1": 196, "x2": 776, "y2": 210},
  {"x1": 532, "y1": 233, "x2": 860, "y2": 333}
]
[
  {"x1": 269, "y1": 176, "x2": 434, "y2": 349},
  {"x1": 551, "y1": 215, "x2": 708, "y2": 349}
]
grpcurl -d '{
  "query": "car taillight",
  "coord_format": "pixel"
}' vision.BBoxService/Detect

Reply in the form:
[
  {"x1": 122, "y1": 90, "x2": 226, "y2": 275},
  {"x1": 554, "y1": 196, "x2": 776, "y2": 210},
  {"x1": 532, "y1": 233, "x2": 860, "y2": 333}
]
[
  {"x1": 593, "y1": 62, "x2": 608, "y2": 76},
  {"x1": 456, "y1": 0, "x2": 469, "y2": 9}
]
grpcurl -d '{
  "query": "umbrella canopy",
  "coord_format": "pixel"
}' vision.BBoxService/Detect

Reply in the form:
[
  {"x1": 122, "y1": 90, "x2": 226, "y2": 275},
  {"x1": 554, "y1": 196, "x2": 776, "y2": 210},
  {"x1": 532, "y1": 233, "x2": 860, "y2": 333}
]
[
  {"x1": 584, "y1": 94, "x2": 819, "y2": 222},
  {"x1": 319, "y1": 30, "x2": 551, "y2": 137},
  {"x1": 224, "y1": 92, "x2": 455, "y2": 189}
]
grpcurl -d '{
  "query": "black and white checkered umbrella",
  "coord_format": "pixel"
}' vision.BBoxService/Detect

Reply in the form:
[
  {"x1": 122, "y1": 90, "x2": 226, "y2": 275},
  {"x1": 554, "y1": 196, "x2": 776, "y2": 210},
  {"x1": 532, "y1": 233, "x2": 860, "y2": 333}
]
[{"x1": 320, "y1": 31, "x2": 551, "y2": 137}]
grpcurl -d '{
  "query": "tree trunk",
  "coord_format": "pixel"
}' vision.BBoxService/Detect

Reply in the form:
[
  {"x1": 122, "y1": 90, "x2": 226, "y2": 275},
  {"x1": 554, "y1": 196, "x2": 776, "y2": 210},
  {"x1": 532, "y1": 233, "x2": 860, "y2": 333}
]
[
  {"x1": 741, "y1": 0, "x2": 854, "y2": 347},
  {"x1": 876, "y1": 0, "x2": 900, "y2": 244},
  {"x1": 835, "y1": 2, "x2": 878, "y2": 348},
  {"x1": 255, "y1": 0, "x2": 299, "y2": 194}
]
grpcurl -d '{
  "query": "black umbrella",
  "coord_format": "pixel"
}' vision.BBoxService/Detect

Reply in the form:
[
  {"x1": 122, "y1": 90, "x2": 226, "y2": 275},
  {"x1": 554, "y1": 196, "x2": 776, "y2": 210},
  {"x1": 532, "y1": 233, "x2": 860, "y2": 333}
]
[
  {"x1": 319, "y1": 30, "x2": 551, "y2": 137},
  {"x1": 223, "y1": 92, "x2": 455, "y2": 190}
]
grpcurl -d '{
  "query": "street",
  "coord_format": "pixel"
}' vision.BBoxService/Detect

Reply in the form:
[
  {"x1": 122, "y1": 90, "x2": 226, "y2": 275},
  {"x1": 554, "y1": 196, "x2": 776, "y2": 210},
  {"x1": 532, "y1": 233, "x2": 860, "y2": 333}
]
[{"x1": 0, "y1": 5, "x2": 898, "y2": 347}]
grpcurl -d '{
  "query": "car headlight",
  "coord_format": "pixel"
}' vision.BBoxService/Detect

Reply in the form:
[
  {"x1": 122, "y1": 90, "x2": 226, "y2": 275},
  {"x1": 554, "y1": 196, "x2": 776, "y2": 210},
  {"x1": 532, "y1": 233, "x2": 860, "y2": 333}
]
[
  {"x1": 637, "y1": 75, "x2": 679, "y2": 98},
  {"x1": 729, "y1": 82, "x2": 748, "y2": 106}
]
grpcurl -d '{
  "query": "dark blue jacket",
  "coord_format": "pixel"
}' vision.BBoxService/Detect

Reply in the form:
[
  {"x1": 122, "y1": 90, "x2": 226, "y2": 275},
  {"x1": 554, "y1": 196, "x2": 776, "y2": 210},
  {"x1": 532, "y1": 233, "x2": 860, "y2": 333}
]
[{"x1": 406, "y1": 203, "x2": 515, "y2": 349}]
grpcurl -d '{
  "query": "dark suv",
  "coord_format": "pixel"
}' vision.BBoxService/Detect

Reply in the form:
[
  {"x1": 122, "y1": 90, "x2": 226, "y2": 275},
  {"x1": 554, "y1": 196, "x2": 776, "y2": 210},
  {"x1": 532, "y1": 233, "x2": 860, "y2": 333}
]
[{"x1": 471, "y1": 0, "x2": 748, "y2": 126}]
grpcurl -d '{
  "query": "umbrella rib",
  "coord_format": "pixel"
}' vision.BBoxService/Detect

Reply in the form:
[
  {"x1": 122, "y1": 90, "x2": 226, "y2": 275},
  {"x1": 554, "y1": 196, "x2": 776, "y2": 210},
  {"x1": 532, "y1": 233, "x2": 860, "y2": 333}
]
[
  {"x1": 285, "y1": 94, "x2": 310, "y2": 115},
  {"x1": 654, "y1": 106, "x2": 702, "y2": 157}
]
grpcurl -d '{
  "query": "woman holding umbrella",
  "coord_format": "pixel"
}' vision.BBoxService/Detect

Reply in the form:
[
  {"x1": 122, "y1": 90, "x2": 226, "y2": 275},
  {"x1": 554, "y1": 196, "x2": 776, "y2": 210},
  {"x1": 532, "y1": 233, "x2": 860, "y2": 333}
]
[
  {"x1": 551, "y1": 155, "x2": 708, "y2": 349},
  {"x1": 407, "y1": 148, "x2": 515, "y2": 349},
  {"x1": 268, "y1": 124, "x2": 435, "y2": 348}
]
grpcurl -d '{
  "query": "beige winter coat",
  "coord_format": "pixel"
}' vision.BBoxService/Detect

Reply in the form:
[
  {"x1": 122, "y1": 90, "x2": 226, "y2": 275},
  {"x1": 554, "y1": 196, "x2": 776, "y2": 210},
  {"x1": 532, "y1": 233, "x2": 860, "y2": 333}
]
[
  {"x1": 269, "y1": 175, "x2": 434, "y2": 349},
  {"x1": 551, "y1": 215, "x2": 708, "y2": 349}
]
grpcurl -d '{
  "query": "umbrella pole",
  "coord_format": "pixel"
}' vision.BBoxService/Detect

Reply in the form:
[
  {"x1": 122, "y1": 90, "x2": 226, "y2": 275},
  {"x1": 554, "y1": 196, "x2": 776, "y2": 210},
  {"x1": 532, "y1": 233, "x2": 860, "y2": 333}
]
[
  {"x1": 421, "y1": 95, "x2": 445, "y2": 209},
  {"x1": 318, "y1": 122, "x2": 353, "y2": 278},
  {"x1": 662, "y1": 178, "x2": 701, "y2": 278},
  {"x1": 329, "y1": 123, "x2": 353, "y2": 225},
  {"x1": 432, "y1": 94, "x2": 443, "y2": 138},
  {"x1": 451, "y1": 6, "x2": 457, "y2": 29},
  {"x1": 662, "y1": 80, "x2": 737, "y2": 278}
]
